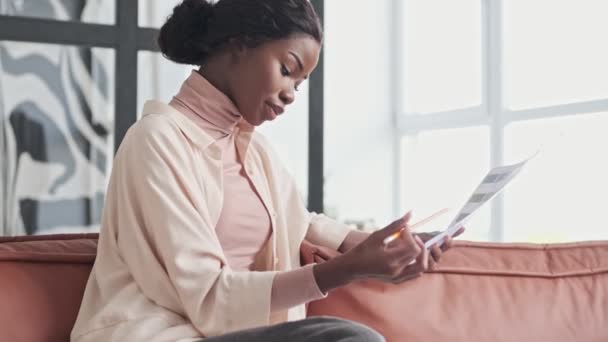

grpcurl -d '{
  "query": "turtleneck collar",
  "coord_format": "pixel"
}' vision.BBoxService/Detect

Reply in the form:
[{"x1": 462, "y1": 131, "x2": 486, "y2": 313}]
[{"x1": 170, "y1": 70, "x2": 251, "y2": 137}]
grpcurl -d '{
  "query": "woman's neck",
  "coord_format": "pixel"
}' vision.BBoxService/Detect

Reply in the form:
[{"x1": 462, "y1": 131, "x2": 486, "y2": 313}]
[{"x1": 197, "y1": 52, "x2": 235, "y2": 105}]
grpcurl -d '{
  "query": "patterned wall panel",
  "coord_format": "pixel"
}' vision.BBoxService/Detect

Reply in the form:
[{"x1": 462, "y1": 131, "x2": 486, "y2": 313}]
[
  {"x1": 1, "y1": 0, "x2": 114, "y2": 236},
  {"x1": 0, "y1": 0, "x2": 115, "y2": 24}
]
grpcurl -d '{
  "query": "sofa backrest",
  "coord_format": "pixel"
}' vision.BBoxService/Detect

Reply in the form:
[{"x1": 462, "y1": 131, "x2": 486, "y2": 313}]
[
  {"x1": 304, "y1": 240, "x2": 608, "y2": 342},
  {"x1": 3, "y1": 234, "x2": 608, "y2": 342},
  {"x1": 0, "y1": 234, "x2": 98, "y2": 342}
]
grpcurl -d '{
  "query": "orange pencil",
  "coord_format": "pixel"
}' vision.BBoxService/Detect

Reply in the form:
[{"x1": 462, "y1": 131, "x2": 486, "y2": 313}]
[{"x1": 382, "y1": 208, "x2": 450, "y2": 245}]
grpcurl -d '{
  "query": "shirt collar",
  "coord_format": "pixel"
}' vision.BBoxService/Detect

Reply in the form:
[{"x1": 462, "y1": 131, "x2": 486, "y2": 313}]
[
  {"x1": 140, "y1": 100, "x2": 256, "y2": 151},
  {"x1": 141, "y1": 100, "x2": 216, "y2": 149},
  {"x1": 169, "y1": 70, "x2": 242, "y2": 136}
]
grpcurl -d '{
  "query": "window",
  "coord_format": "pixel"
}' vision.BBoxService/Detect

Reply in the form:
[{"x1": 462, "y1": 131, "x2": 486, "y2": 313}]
[
  {"x1": 323, "y1": 0, "x2": 396, "y2": 229},
  {"x1": 398, "y1": 0, "x2": 608, "y2": 242},
  {"x1": 402, "y1": 0, "x2": 481, "y2": 114}
]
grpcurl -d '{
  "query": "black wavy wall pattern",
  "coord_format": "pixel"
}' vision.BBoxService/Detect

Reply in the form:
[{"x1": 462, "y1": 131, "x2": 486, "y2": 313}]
[
  {"x1": 1, "y1": 0, "x2": 114, "y2": 235},
  {"x1": 19, "y1": 193, "x2": 105, "y2": 235},
  {"x1": 9, "y1": 101, "x2": 75, "y2": 194},
  {"x1": 1, "y1": 46, "x2": 109, "y2": 174},
  {"x1": 1, "y1": 46, "x2": 110, "y2": 234}
]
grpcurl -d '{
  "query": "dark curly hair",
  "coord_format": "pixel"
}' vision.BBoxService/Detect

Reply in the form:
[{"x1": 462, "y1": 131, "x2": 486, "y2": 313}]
[{"x1": 157, "y1": 0, "x2": 323, "y2": 65}]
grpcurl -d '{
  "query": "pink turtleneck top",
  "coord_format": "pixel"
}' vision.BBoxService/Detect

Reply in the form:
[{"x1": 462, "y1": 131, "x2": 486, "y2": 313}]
[{"x1": 169, "y1": 70, "x2": 326, "y2": 312}]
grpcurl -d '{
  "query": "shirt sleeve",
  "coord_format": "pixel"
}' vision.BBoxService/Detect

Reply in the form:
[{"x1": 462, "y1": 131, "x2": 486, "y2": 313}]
[
  {"x1": 117, "y1": 118, "x2": 277, "y2": 337},
  {"x1": 305, "y1": 213, "x2": 354, "y2": 251},
  {"x1": 270, "y1": 264, "x2": 327, "y2": 312}
]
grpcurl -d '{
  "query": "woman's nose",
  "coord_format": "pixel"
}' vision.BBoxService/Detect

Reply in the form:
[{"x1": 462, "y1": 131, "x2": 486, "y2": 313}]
[{"x1": 279, "y1": 88, "x2": 295, "y2": 105}]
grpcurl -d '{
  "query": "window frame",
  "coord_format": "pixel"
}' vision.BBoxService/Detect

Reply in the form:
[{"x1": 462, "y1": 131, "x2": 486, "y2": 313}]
[{"x1": 395, "y1": 0, "x2": 608, "y2": 241}]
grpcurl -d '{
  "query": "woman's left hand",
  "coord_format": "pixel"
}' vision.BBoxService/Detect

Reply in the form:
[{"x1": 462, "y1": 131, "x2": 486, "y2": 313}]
[
  {"x1": 337, "y1": 226, "x2": 465, "y2": 267},
  {"x1": 414, "y1": 227, "x2": 465, "y2": 268}
]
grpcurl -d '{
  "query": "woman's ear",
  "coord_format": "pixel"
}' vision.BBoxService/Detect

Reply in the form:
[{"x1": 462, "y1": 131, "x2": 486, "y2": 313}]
[{"x1": 227, "y1": 37, "x2": 248, "y2": 64}]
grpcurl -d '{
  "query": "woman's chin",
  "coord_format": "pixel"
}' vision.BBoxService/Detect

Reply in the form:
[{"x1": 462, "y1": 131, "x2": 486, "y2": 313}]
[
  {"x1": 257, "y1": 115, "x2": 275, "y2": 126},
  {"x1": 242, "y1": 112, "x2": 273, "y2": 126},
  {"x1": 239, "y1": 114, "x2": 259, "y2": 127}
]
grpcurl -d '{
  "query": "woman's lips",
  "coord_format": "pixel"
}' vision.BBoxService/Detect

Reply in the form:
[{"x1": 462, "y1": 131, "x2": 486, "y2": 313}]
[{"x1": 266, "y1": 102, "x2": 284, "y2": 119}]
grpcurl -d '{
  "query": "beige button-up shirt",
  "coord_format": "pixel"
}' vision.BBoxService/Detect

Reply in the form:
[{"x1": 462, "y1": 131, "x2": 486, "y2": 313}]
[{"x1": 70, "y1": 101, "x2": 353, "y2": 341}]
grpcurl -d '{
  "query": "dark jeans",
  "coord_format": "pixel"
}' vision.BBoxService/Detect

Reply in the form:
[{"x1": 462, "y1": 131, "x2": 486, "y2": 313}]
[{"x1": 200, "y1": 316, "x2": 385, "y2": 342}]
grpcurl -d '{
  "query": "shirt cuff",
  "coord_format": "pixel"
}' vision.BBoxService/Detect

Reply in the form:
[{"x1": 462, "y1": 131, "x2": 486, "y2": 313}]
[{"x1": 270, "y1": 264, "x2": 327, "y2": 312}]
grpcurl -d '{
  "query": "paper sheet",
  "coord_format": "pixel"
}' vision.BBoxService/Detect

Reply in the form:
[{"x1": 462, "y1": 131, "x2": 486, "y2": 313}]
[{"x1": 423, "y1": 153, "x2": 536, "y2": 249}]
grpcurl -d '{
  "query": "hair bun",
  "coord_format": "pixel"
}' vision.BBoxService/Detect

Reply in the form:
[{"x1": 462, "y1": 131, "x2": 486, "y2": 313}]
[
  {"x1": 185, "y1": 0, "x2": 214, "y2": 21},
  {"x1": 158, "y1": 0, "x2": 215, "y2": 65}
]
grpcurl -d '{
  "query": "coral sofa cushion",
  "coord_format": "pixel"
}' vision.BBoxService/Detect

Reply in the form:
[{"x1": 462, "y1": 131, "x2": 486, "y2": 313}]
[
  {"x1": 303, "y1": 240, "x2": 608, "y2": 342},
  {"x1": 0, "y1": 234, "x2": 98, "y2": 342}
]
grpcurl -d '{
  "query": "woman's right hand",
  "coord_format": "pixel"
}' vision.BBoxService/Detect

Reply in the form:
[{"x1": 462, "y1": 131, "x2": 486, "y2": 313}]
[
  {"x1": 341, "y1": 212, "x2": 429, "y2": 283},
  {"x1": 313, "y1": 212, "x2": 429, "y2": 293}
]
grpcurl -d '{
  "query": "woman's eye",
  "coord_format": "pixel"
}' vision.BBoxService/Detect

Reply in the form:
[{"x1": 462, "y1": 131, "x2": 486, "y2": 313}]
[{"x1": 281, "y1": 65, "x2": 290, "y2": 76}]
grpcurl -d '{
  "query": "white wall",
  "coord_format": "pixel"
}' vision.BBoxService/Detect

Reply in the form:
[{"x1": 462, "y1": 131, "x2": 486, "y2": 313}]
[{"x1": 137, "y1": 51, "x2": 191, "y2": 118}]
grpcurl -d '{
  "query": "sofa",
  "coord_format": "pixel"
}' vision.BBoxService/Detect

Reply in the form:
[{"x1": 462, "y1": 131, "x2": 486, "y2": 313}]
[{"x1": 1, "y1": 233, "x2": 607, "y2": 342}]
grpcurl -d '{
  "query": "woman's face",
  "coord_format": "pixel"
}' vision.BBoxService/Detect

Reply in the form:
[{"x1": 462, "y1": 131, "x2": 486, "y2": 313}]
[{"x1": 227, "y1": 35, "x2": 321, "y2": 126}]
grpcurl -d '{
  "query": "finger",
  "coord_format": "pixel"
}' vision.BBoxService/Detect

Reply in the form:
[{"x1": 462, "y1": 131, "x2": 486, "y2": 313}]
[
  {"x1": 315, "y1": 247, "x2": 336, "y2": 260},
  {"x1": 428, "y1": 255, "x2": 436, "y2": 271},
  {"x1": 414, "y1": 234, "x2": 425, "y2": 250},
  {"x1": 378, "y1": 211, "x2": 413, "y2": 240},
  {"x1": 382, "y1": 230, "x2": 403, "y2": 248},
  {"x1": 392, "y1": 272, "x2": 422, "y2": 284},
  {"x1": 430, "y1": 244, "x2": 442, "y2": 263},
  {"x1": 385, "y1": 223, "x2": 417, "y2": 249},
  {"x1": 453, "y1": 227, "x2": 466, "y2": 238},
  {"x1": 396, "y1": 236, "x2": 428, "y2": 274},
  {"x1": 313, "y1": 255, "x2": 325, "y2": 263},
  {"x1": 395, "y1": 241, "x2": 428, "y2": 278},
  {"x1": 414, "y1": 232, "x2": 432, "y2": 243},
  {"x1": 398, "y1": 258, "x2": 426, "y2": 279},
  {"x1": 388, "y1": 229, "x2": 420, "y2": 258},
  {"x1": 416, "y1": 236, "x2": 429, "y2": 271},
  {"x1": 441, "y1": 237, "x2": 452, "y2": 252},
  {"x1": 402, "y1": 210, "x2": 413, "y2": 224},
  {"x1": 398, "y1": 226, "x2": 417, "y2": 244},
  {"x1": 393, "y1": 260, "x2": 425, "y2": 282}
]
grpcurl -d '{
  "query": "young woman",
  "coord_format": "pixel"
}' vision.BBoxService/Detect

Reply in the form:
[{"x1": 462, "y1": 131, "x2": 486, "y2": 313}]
[{"x1": 71, "y1": 1, "x2": 460, "y2": 341}]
